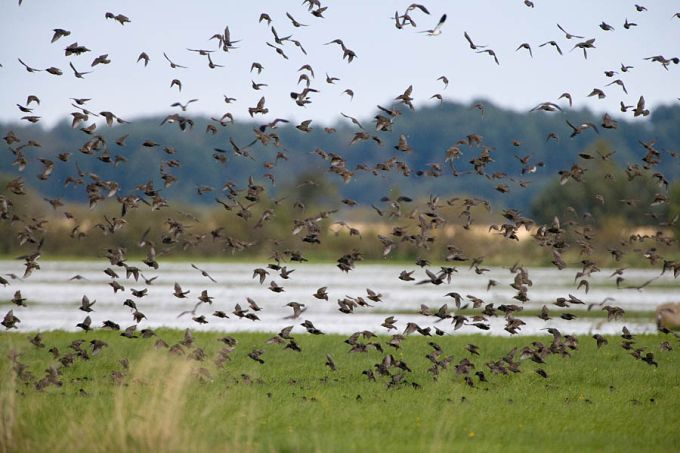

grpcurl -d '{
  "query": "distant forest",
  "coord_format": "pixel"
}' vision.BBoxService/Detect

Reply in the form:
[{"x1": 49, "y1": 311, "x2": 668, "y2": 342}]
[{"x1": 2, "y1": 100, "x2": 680, "y2": 223}]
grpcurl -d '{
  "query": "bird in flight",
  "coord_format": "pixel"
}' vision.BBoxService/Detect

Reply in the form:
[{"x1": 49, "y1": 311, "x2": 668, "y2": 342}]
[{"x1": 420, "y1": 14, "x2": 447, "y2": 36}]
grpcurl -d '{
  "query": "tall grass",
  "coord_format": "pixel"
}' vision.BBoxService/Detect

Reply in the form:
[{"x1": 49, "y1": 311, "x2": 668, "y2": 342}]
[
  {"x1": 0, "y1": 367, "x2": 17, "y2": 453},
  {"x1": 1, "y1": 351, "x2": 260, "y2": 453}
]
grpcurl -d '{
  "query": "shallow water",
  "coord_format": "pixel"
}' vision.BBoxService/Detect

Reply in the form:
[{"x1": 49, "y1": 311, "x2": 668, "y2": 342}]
[{"x1": 0, "y1": 260, "x2": 675, "y2": 337}]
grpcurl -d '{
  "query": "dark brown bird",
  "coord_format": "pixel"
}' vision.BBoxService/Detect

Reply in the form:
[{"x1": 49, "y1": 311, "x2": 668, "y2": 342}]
[
  {"x1": 91, "y1": 54, "x2": 111, "y2": 67},
  {"x1": 476, "y1": 48, "x2": 499, "y2": 65},
  {"x1": 191, "y1": 264, "x2": 217, "y2": 282},
  {"x1": 105, "y1": 12, "x2": 131, "y2": 25},
  {"x1": 382, "y1": 316, "x2": 398, "y2": 331},
  {"x1": 2, "y1": 310, "x2": 20, "y2": 329},
  {"x1": 51, "y1": 28, "x2": 71, "y2": 43},
  {"x1": 18, "y1": 58, "x2": 42, "y2": 72},
  {"x1": 516, "y1": 43, "x2": 533, "y2": 57},
  {"x1": 325, "y1": 354, "x2": 337, "y2": 371},
  {"x1": 76, "y1": 315, "x2": 92, "y2": 332},
  {"x1": 248, "y1": 349, "x2": 265, "y2": 364},
  {"x1": 137, "y1": 52, "x2": 150, "y2": 66},
  {"x1": 286, "y1": 12, "x2": 307, "y2": 27},
  {"x1": 557, "y1": 23, "x2": 584, "y2": 39},
  {"x1": 572, "y1": 38, "x2": 596, "y2": 59},
  {"x1": 539, "y1": 41, "x2": 562, "y2": 55},
  {"x1": 11, "y1": 291, "x2": 27, "y2": 306},
  {"x1": 463, "y1": 31, "x2": 486, "y2": 50},
  {"x1": 79, "y1": 295, "x2": 95, "y2": 312},
  {"x1": 163, "y1": 52, "x2": 187, "y2": 69},
  {"x1": 269, "y1": 281, "x2": 285, "y2": 293},
  {"x1": 313, "y1": 287, "x2": 329, "y2": 300},
  {"x1": 173, "y1": 282, "x2": 190, "y2": 298},
  {"x1": 30, "y1": 332, "x2": 45, "y2": 348},
  {"x1": 285, "y1": 302, "x2": 306, "y2": 319}
]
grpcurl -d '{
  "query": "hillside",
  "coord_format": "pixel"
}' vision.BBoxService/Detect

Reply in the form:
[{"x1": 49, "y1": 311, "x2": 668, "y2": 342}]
[{"x1": 2, "y1": 101, "x2": 679, "y2": 217}]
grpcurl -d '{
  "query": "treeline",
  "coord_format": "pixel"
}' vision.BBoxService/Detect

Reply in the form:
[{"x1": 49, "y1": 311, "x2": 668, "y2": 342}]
[
  {"x1": 0, "y1": 167, "x2": 677, "y2": 267},
  {"x1": 1, "y1": 101, "x2": 679, "y2": 266},
  {"x1": 2, "y1": 100, "x2": 680, "y2": 217}
]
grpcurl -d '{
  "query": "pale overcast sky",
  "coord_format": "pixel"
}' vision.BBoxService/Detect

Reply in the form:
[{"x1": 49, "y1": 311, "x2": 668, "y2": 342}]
[{"x1": 1, "y1": 0, "x2": 679, "y2": 127}]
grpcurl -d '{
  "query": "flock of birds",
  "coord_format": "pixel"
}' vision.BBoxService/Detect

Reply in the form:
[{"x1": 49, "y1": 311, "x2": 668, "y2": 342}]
[{"x1": 2, "y1": 1, "x2": 680, "y2": 390}]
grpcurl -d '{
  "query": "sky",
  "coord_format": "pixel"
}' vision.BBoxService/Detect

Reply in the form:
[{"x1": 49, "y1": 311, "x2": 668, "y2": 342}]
[{"x1": 1, "y1": 0, "x2": 679, "y2": 128}]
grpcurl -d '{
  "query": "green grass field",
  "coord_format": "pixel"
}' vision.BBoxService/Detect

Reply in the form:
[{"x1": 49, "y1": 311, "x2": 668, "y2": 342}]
[{"x1": 1, "y1": 329, "x2": 679, "y2": 452}]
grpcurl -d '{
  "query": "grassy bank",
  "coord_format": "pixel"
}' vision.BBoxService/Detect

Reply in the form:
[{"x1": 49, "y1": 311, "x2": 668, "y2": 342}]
[{"x1": 1, "y1": 330, "x2": 679, "y2": 452}]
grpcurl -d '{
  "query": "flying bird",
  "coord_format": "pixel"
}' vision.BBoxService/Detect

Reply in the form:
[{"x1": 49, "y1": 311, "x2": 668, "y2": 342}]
[{"x1": 420, "y1": 14, "x2": 446, "y2": 36}]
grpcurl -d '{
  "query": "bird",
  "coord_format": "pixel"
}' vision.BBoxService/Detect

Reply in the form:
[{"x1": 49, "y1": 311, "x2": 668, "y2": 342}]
[
  {"x1": 286, "y1": 12, "x2": 307, "y2": 27},
  {"x1": 606, "y1": 79, "x2": 628, "y2": 94},
  {"x1": 2, "y1": 310, "x2": 20, "y2": 329},
  {"x1": 558, "y1": 92, "x2": 573, "y2": 106},
  {"x1": 137, "y1": 52, "x2": 150, "y2": 66},
  {"x1": 173, "y1": 282, "x2": 190, "y2": 298},
  {"x1": 198, "y1": 290, "x2": 214, "y2": 304},
  {"x1": 557, "y1": 23, "x2": 584, "y2": 39},
  {"x1": 252, "y1": 268, "x2": 269, "y2": 284},
  {"x1": 246, "y1": 297, "x2": 261, "y2": 312},
  {"x1": 633, "y1": 96, "x2": 650, "y2": 117},
  {"x1": 163, "y1": 52, "x2": 187, "y2": 69},
  {"x1": 79, "y1": 295, "x2": 95, "y2": 312},
  {"x1": 420, "y1": 14, "x2": 446, "y2": 36},
  {"x1": 170, "y1": 79, "x2": 182, "y2": 91},
  {"x1": 285, "y1": 302, "x2": 306, "y2": 319},
  {"x1": 406, "y1": 3, "x2": 431, "y2": 15},
  {"x1": 366, "y1": 288, "x2": 382, "y2": 302},
  {"x1": 566, "y1": 120, "x2": 599, "y2": 137},
  {"x1": 266, "y1": 42, "x2": 288, "y2": 60},
  {"x1": 11, "y1": 291, "x2": 27, "y2": 306},
  {"x1": 588, "y1": 88, "x2": 606, "y2": 99},
  {"x1": 539, "y1": 41, "x2": 563, "y2": 55},
  {"x1": 463, "y1": 32, "x2": 486, "y2": 50},
  {"x1": 477, "y1": 49, "x2": 499, "y2": 65},
  {"x1": 171, "y1": 99, "x2": 198, "y2": 111},
  {"x1": 325, "y1": 39, "x2": 357, "y2": 63},
  {"x1": 325, "y1": 354, "x2": 337, "y2": 371},
  {"x1": 516, "y1": 43, "x2": 532, "y2": 57},
  {"x1": 248, "y1": 349, "x2": 265, "y2": 364},
  {"x1": 69, "y1": 62, "x2": 91, "y2": 78},
  {"x1": 18, "y1": 58, "x2": 42, "y2": 72},
  {"x1": 51, "y1": 28, "x2": 71, "y2": 43},
  {"x1": 191, "y1": 264, "x2": 217, "y2": 282},
  {"x1": 301, "y1": 320, "x2": 324, "y2": 335},
  {"x1": 76, "y1": 316, "x2": 92, "y2": 332},
  {"x1": 571, "y1": 38, "x2": 596, "y2": 59},
  {"x1": 269, "y1": 281, "x2": 285, "y2": 293},
  {"x1": 313, "y1": 287, "x2": 329, "y2": 300},
  {"x1": 593, "y1": 334, "x2": 609, "y2": 349},
  {"x1": 105, "y1": 12, "x2": 131, "y2": 25},
  {"x1": 382, "y1": 316, "x2": 398, "y2": 331}
]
